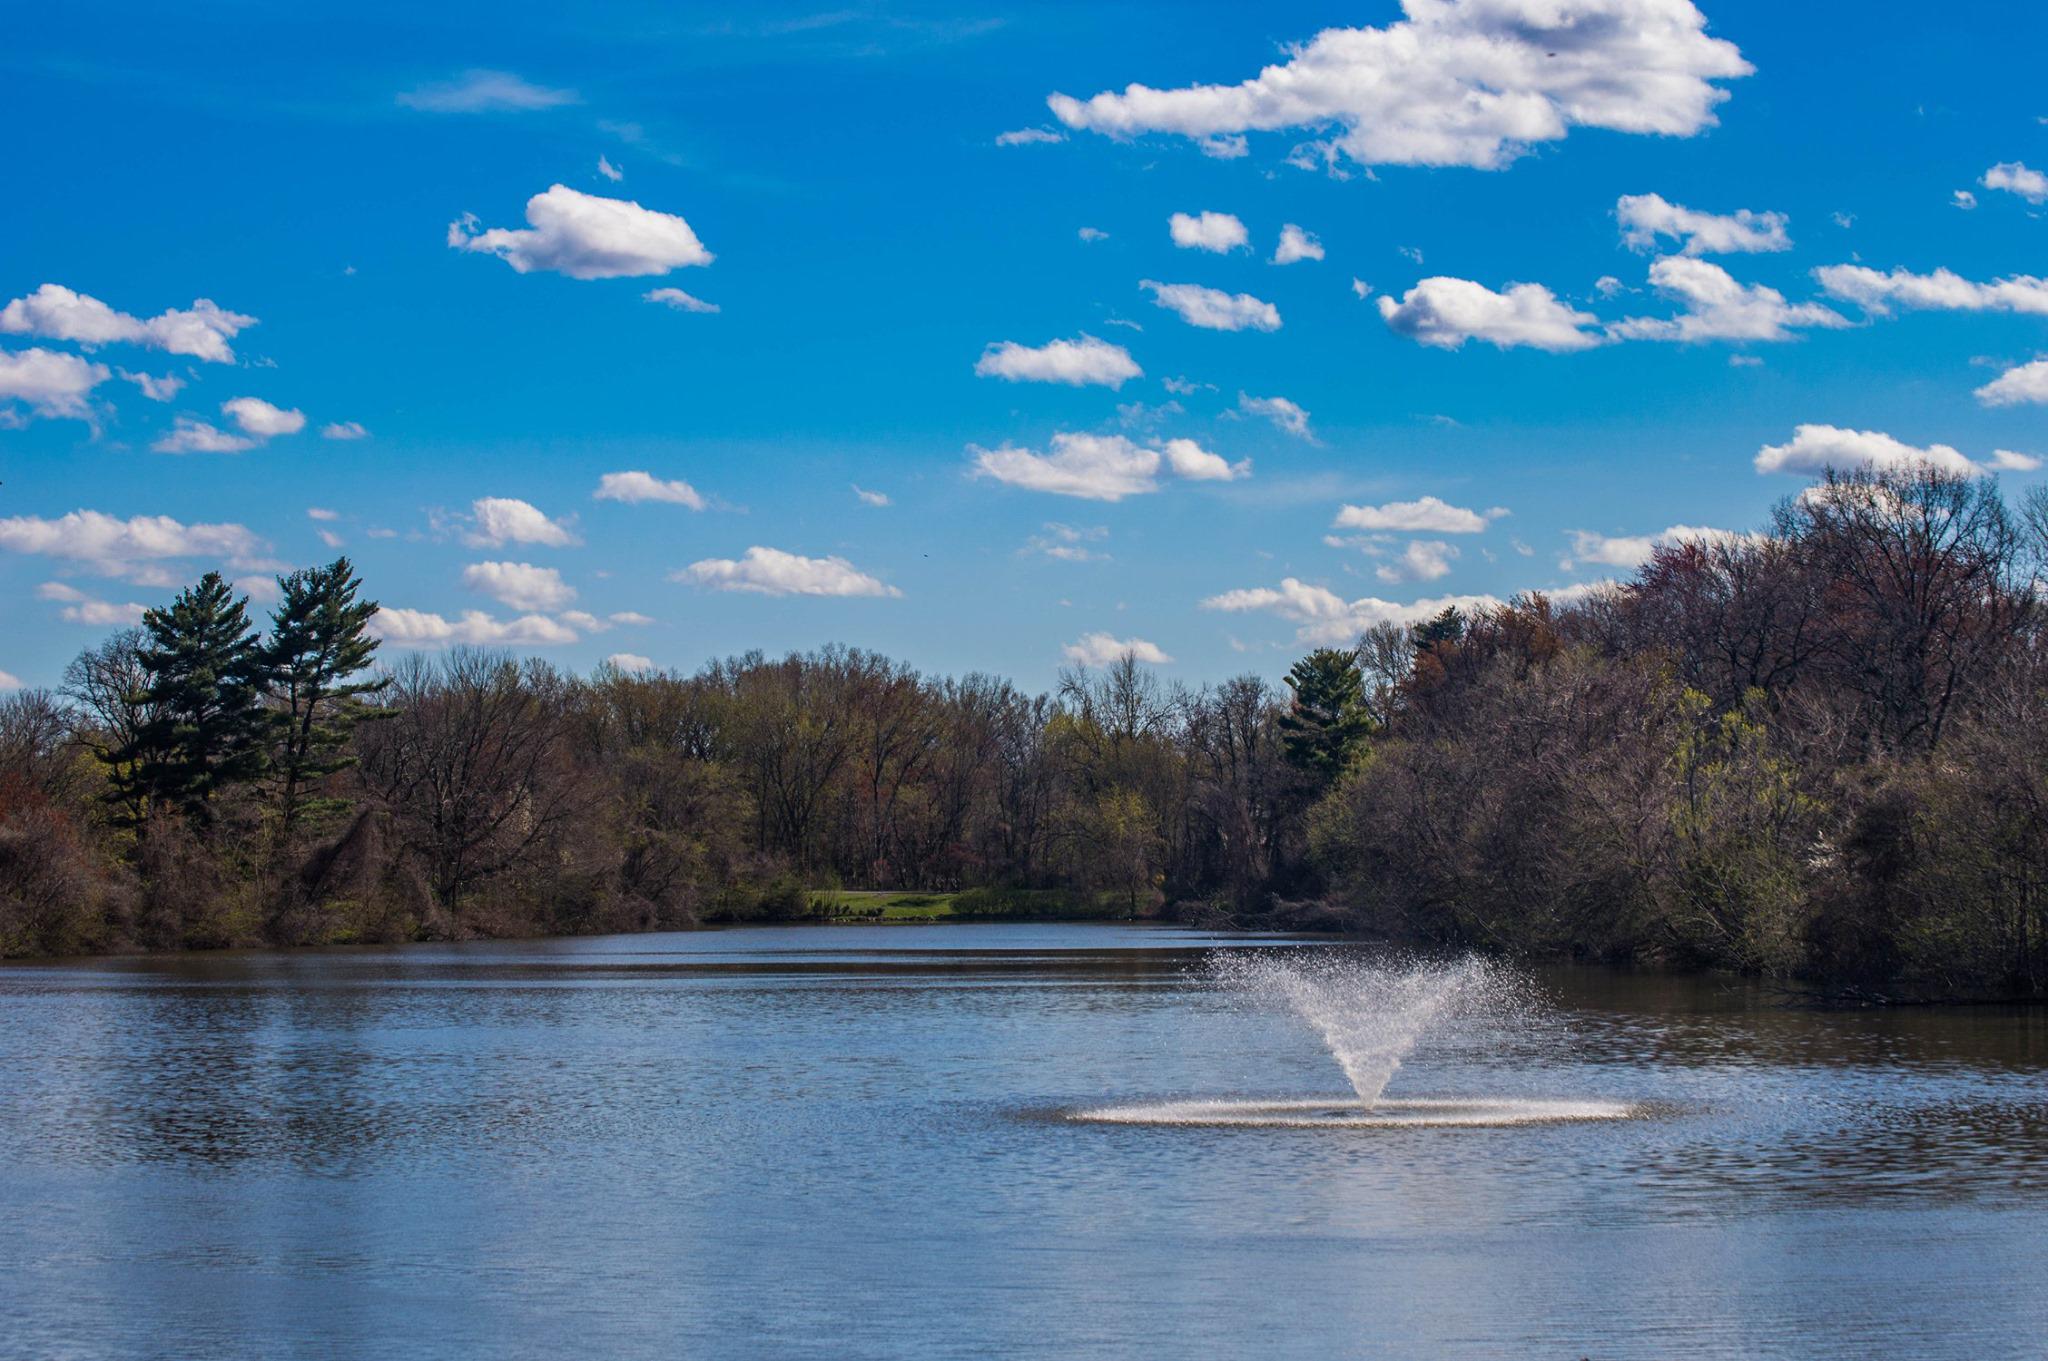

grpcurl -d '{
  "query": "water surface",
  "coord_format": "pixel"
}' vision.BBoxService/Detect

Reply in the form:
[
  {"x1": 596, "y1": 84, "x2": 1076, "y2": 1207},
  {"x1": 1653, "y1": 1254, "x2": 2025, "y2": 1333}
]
[{"x1": 3, "y1": 924, "x2": 2044, "y2": 1359}]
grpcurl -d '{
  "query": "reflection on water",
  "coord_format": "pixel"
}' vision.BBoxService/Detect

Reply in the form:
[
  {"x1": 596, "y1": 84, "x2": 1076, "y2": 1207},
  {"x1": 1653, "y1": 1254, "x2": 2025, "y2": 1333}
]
[{"x1": 2, "y1": 924, "x2": 2045, "y2": 1360}]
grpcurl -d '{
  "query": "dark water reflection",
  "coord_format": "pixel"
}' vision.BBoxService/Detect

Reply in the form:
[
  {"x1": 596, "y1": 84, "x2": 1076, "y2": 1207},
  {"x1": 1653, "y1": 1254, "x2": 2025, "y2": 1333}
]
[{"x1": 3, "y1": 925, "x2": 2045, "y2": 1359}]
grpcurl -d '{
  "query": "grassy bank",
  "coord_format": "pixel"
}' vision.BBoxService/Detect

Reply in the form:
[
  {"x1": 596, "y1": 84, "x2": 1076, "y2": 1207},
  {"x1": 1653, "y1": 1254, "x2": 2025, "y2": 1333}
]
[{"x1": 806, "y1": 887, "x2": 1132, "y2": 923}]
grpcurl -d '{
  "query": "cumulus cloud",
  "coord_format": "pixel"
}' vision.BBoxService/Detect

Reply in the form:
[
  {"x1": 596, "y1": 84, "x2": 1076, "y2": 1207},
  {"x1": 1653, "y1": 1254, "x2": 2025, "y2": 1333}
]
[
  {"x1": 1334, "y1": 495, "x2": 1493, "y2": 534},
  {"x1": 397, "y1": 70, "x2": 577, "y2": 113},
  {"x1": 1982, "y1": 161, "x2": 2048, "y2": 205},
  {"x1": 1376, "y1": 540, "x2": 1458, "y2": 583},
  {"x1": 1562, "y1": 524, "x2": 1740, "y2": 570},
  {"x1": 0, "y1": 670, "x2": 19, "y2": 690},
  {"x1": 1813, "y1": 265, "x2": 2048, "y2": 317},
  {"x1": 975, "y1": 335, "x2": 1141, "y2": 388},
  {"x1": 121, "y1": 371, "x2": 183, "y2": 402},
  {"x1": 997, "y1": 126, "x2": 1067, "y2": 145},
  {"x1": 1273, "y1": 223, "x2": 1324, "y2": 265},
  {"x1": 1238, "y1": 392, "x2": 1314, "y2": 440},
  {"x1": 1616, "y1": 193, "x2": 1790, "y2": 254},
  {"x1": 0, "y1": 284, "x2": 255, "y2": 363},
  {"x1": 606, "y1": 652, "x2": 654, "y2": 672},
  {"x1": 1047, "y1": 0, "x2": 1749, "y2": 172},
  {"x1": 1078, "y1": 227, "x2": 1108, "y2": 243},
  {"x1": 1989, "y1": 449, "x2": 2043, "y2": 472},
  {"x1": 0, "y1": 346, "x2": 109, "y2": 422},
  {"x1": 0, "y1": 510, "x2": 266, "y2": 579},
  {"x1": 597, "y1": 155, "x2": 624, "y2": 182},
  {"x1": 222, "y1": 396, "x2": 306, "y2": 437},
  {"x1": 1608, "y1": 256, "x2": 1847, "y2": 343},
  {"x1": 1977, "y1": 358, "x2": 2048, "y2": 407},
  {"x1": 465, "y1": 497, "x2": 580, "y2": 547},
  {"x1": 593, "y1": 470, "x2": 706, "y2": 509},
  {"x1": 1169, "y1": 211, "x2": 1248, "y2": 253},
  {"x1": 307, "y1": 507, "x2": 338, "y2": 521},
  {"x1": 462, "y1": 561, "x2": 576, "y2": 611},
  {"x1": 1063, "y1": 632, "x2": 1172, "y2": 666},
  {"x1": 322, "y1": 421, "x2": 369, "y2": 440},
  {"x1": 1952, "y1": 190, "x2": 1979, "y2": 212},
  {"x1": 152, "y1": 417, "x2": 256, "y2": 454},
  {"x1": 40, "y1": 581, "x2": 147, "y2": 627},
  {"x1": 644, "y1": 287, "x2": 720, "y2": 313},
  {"x1": 1378, "y1": 277, "x2": 1601, "y2": 351},
  {"x1": 853, "y1": 485, "x2": 891, "y2": 507},
  {"x1": 449, "y1": 185, "x2": 713, "y2": 279},
  {"x1": 675, "y1": 546, "x2": 900, "y2": 598},
  {"x1": 1754, "y1": 425, "x2": 1981, "y2": 478},
  {"x1": 371, "y1": 608, "x2": 579, "y2": 648},
  {"x1": 971, "y1": 432, "x2": 1246, "y2": 500},
  {"x1": 1140, "y1": 280, "x2": 1281, "y2": 331},
  {"x1": 1202, "y1": 577, "x2": 1500, "y2": 645}
]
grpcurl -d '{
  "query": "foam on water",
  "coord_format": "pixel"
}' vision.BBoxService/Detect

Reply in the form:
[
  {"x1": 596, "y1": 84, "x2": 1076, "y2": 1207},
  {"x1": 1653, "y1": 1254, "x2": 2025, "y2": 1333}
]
[{"x1": 1072, "y1": 1096, "x2": 1635, "y2": 1128}]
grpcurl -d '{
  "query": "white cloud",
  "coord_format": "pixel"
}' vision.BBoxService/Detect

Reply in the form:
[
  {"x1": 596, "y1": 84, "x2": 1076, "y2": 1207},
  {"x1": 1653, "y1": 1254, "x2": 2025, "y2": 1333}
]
[
  {"x1": 1029, "y1": 522, "x2": 1108, "y2": 561},
  {"x1": 449, "y1": 185, "x2": 713, "y2": 279},
  {"x1": 307, "y1": 507, "x2": 339, "y2": 521},
  {"x1": 0, "y1": 346, "x2": 109, "y2": 421},
  {"x1": 606, "y1": 652, "x2": 654, "y2": 672},
  {"x1": 1952, "y1": 190, "x2": 1979, "y2": 211},
  {"x1": 0, "y1": 671, "x2": 19, "y2": 690},
  {"x1": 1376, "y1": 540, "x2": 1458, "y2": 583},
  {"x1": 321, "y1": 421, "x2": 369, "y2": 440},
  {"x1": 971, "y1": 432, "x2": 1246, "y2": 500},
  {"x1": 997, "y1": 126, "x2": 1067, "y2": 145},
  {"x1": 1078, "y1": 227, "x2": 1109, "y2": 242},
  {"x1": 222, "y1": 396, "x2": 306, "y2": 437},
  {"x1": 463, "y1": 561, "x2": 576, "y2": 611},
  {"x1": 317, "y1": 530, "x2": 344, "y2": 549},
  {"x1": 853, "y1": 485, "x2": 891, "y2": 507},
  {"x1": 0, "y1": 510, "x2": 266, "y2": 578},
  {"x1": 644, "y1": 287, "x2": 720, "y2": 313},
  {"x1": 465, "y1": 497, "x2": 580, "y2": 547},
  {"x1": 1616, "y1": 193, "x2": 1790, "y2": 254},
  {"x1": 593, "y1": 471, "x2": 706, "y2": 509},
  {"x1": 1169, "y1": 211, "x2": 1248, "y2": 253},
  {"x1": 371, "y1": 607, "x2": 579, "y2": 648},
  {"x1": 1238, "y1": 392, "x2": 1314, "y2": 440},
  {"x1": 1202, "y1": 577, "x2": 1499, "y2": 645},
  {"x1": 675, "y1": 546, "x2": 901, "y2": 598},
  {"x1": 1273, "y1": 223, "x2": 1324, "y2": 265},
  {"x1": 1989, "y1": 449, "x2": 2043, "y2": 472},
  {"x1": 975, "y1": 335, "x2": 1141, "y2": 388},
  {"x1": 1140, "y1": 280, "x2": 1281, "y2": 332},
  {"x1": 397, "y1": 70, "x2": 577, "y2": 113},
  {"x1": 1609, "y1": 256, "x2": 1847, "y2": 343},
  {"x1": 1063, "y1": 632, "x2": 1172, "y2": 666},
  {"x1": 1378, "y1": 277, "x2": 1601, "y2": 351},
  {"x1": 1977, "y1": 359, "x2": 2048, "y2": 407},
  {"x1": 0, "y1": 284, "x2": 255, "y2": 363},
  {"x1": 1982, "y1": 161, "x2": 2048, "y2": 205},
  {"x1": 1563, "y1": 524, "x2": 1739, "y2": 570},
  {"x1": 1334, "y1": 495, "x2": 1492, "y2": 534},
  {"x1": 152, "y1": 417, "x2": 257, "y2": 454},
  {"x1": 597, "y1": 155, "x2": 624, "y2": 182},
  {"x1": 121, "y1": 370, "x2": 183, "y2": 402},
  {"x1": 1047, "y1": 0, "x2": 1749, "y2": 172},
  {"x1": 1351, "y1": 277, "x2": 1372, "y2": 299},
  {"x1": 1814, "y1": 265, "x2": 2048, "y2": 317},
  {"x1": 609, "y1": 611, "x2": 654, "y2": 626},
  {"x1": 1754, "y1": 425, "x2": 1981, "y2": 478},
  {"x1": 41, "y1": 579, "x2": 147, "y2": 626}
]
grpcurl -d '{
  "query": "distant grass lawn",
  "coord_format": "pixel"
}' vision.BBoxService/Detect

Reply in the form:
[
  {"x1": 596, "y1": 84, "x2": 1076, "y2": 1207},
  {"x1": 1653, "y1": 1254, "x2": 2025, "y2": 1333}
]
[{"x1": 807, "y1": 888, "x2": 1124, "y2": 922}]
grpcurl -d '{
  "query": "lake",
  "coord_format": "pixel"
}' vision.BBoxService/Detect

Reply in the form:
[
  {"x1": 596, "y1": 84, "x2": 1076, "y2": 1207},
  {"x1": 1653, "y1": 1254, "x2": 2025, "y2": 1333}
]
[{"x1": 2, "y1": 923, "x2": 2045, "y2": 1359}]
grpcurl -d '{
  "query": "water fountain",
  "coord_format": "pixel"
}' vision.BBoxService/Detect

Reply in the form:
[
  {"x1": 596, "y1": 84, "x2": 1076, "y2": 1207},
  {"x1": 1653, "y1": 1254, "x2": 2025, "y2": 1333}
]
[{"x1": 1072, "y1": 950, "x2": 1634, "y2": 1128}]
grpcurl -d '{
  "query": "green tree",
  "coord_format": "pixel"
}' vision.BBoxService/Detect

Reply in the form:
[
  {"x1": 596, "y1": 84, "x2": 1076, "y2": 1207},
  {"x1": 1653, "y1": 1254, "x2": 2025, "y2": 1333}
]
[
  {"x1": 266, "y1": 557, "x2": 386, "y2": 838},
  {"x1": 1410, "y1": 606, "x2": 1467, "y2": 653},
  {"x1": 110, "y1": 572, "x2": 270, "y2": 823},
  {"x1": 1278, "y1": 648, "x2": 1376, "y2": 790}
]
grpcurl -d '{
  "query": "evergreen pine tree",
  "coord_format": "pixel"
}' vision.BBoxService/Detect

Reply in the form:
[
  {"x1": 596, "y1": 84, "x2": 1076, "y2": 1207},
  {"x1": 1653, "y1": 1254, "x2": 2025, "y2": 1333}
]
[
  {"x1": 1278, "y1": 647, "x2": 1376, "y2": 790},
  {"x1": 1410, "y1": 606, "x2": 1467, "y2": 653},
  {"x1": 266, "y1": 556, "x2": 386, "y2": 837},
  {"x1": 110, "y1": 572, "x2": 270, "y2": 823}
]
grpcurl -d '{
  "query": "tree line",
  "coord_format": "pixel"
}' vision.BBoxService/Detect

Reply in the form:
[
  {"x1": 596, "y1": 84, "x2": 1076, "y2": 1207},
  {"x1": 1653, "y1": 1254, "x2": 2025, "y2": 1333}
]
[{"x1": 3, "y1": 464, "x2": 2046, "y2": 997}]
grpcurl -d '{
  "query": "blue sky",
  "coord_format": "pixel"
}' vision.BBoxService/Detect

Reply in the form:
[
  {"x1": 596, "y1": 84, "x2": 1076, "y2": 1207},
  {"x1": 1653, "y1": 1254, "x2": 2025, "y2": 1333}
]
[{"x1": 3, "y1": 0, "x2": 2045, "y2": 692}]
